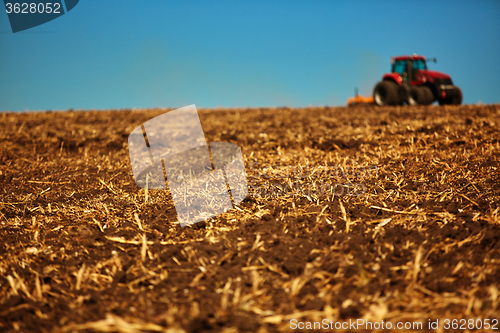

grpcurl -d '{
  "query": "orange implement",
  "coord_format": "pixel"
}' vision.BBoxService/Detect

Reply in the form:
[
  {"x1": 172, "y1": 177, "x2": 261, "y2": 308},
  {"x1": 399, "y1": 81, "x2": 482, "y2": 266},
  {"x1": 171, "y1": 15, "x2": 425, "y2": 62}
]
[{"x1": 347, "y1": 94, "x2": 374, "y2": 106}]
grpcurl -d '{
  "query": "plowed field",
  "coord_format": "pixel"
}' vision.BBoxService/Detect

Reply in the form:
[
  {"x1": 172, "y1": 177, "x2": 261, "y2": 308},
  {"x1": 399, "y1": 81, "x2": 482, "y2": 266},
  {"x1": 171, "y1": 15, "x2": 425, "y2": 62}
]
[{"x1": 1, "y1": 104, "x2": 499, "y2": 332}]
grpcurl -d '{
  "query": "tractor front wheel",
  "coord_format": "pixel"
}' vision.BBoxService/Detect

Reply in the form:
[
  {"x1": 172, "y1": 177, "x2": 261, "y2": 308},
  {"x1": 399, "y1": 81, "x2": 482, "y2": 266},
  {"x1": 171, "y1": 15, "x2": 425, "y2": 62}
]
[
  {"x1": 373, "y1": 81, "x2": 400, "y2": 106},
  {"x1": 451, "y1": 87, "x2": 463, "y2": 105},
  {"x1": 438, "y1": 87, "x2": 463, "y2": 105}
]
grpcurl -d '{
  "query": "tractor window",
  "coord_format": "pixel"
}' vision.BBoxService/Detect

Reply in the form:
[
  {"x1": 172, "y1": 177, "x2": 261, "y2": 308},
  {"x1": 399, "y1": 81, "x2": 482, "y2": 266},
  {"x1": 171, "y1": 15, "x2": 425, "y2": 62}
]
[
  {"x1": 413, "y1": 59, "x2": 427, "y2": 70},
  {"x1": 393, "y1": 61, "x2": 407, "y2": 76}
]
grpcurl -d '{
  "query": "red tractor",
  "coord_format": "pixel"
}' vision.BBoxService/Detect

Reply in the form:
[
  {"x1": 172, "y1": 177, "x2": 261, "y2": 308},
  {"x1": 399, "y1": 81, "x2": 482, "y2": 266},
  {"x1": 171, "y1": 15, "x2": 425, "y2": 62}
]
[{"x1": 373, "y1": 54, "x2": 462, "y2": 106}]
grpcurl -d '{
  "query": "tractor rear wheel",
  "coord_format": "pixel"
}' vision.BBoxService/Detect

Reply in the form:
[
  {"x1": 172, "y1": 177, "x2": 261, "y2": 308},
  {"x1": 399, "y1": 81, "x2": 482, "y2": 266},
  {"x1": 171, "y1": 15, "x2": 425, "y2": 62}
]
[
  {"x1": 419, "y1": 86, "x2": 434, "y2": 105},
  {"x1": 398, "y1": 85, "x2": 410, "y2": 104},
  {"x1": 373, "y1": 81, "x2": 400, "y2": 106},
  {"x1": 408, "y1": 87, "x2": 419, "y2": 105},
  {"x1": 410, "y1": 86, "x2": 434, "y2": 105}
]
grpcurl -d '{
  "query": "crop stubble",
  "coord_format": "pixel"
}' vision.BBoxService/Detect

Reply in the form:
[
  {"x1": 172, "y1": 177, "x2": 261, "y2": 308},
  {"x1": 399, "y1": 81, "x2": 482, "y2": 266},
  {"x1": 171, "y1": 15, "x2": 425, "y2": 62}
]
[{"x1": 0, "y1": 104, "x2": 499, "y2": 332}]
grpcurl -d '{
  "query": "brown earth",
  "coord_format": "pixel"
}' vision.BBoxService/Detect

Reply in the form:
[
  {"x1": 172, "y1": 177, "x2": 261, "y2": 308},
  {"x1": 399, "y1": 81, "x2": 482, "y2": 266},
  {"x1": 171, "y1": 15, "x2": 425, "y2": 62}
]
[{"x1": 0, "y1": 104, "x2": 499, "y2": 332}]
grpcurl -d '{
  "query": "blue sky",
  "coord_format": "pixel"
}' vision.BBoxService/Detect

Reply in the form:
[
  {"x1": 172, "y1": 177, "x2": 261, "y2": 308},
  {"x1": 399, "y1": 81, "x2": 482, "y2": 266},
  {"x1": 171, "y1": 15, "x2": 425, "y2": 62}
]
[{"x1": 1, "y1": 0, "x2": 499, "y2": 111}]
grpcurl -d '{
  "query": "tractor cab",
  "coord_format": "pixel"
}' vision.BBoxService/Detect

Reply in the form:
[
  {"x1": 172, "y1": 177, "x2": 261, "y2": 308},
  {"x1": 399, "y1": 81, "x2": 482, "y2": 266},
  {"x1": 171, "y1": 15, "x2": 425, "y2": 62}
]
[{"x1": 391, "y1": 56, "x2": 430, "y2": 83}]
